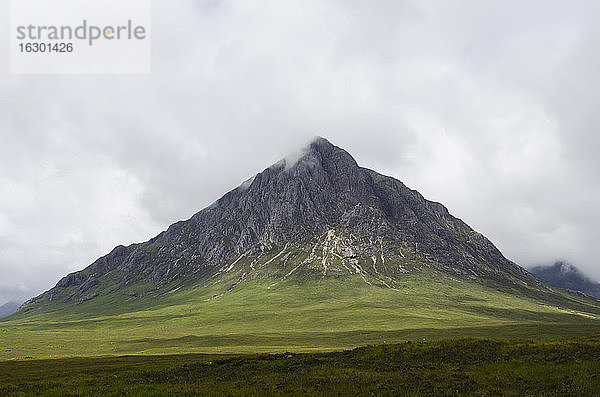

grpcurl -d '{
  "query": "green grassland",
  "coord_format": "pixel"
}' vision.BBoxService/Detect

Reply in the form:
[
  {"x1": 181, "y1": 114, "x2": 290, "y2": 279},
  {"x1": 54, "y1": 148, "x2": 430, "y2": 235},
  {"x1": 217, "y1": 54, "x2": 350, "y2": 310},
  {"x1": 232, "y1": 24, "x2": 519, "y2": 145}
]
[
  {"x1": 2, "y1": 256, "x2": 600, "y2": 360},
  {"x1": 2, "y1": 337, "x2": 600, "y2": 396},
  {"x1": 3, "y1": 246, "x2": 600, "y2": 395}
]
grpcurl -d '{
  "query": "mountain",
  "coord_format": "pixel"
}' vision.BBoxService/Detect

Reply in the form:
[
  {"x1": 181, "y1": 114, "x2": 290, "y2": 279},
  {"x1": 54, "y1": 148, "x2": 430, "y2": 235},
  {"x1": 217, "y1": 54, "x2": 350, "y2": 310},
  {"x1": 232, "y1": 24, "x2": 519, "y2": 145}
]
[
  {"x1": 530, "y1": 261, "x2": 600, "y2": 298},
  {"x1": 4, "y1": 137, "x2": 600, "y2": 358},
  {"x1": 19, "y1": 137, "x2": 539, "y2": 313},
  {"x1": 0, "y1": 301, "x2": 20, "y2": 319}
]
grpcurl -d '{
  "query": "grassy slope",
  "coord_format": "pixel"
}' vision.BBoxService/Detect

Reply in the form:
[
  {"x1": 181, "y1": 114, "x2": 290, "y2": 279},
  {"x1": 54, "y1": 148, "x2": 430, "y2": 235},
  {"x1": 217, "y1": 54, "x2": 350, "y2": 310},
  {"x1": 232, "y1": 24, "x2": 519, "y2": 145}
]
[
  {"x1": 2, "y1": 337, "x2": 600, "y2": 396},
  {"x1": 2, "y1": 259, "x2": 600, "y2": 360}
]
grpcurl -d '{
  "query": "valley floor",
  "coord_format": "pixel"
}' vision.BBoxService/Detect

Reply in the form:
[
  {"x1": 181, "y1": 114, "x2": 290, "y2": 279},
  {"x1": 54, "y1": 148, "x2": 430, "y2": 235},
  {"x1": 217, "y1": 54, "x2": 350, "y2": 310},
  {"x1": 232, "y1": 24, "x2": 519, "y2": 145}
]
[
  {"x1": 4, "y1": 272, "x2": 600, "y2": 359},
  {"x1": 1, "y1": 337, "x2": 600, "y2": 396},
  {"x1": 3, "y1": 273, "x2": 600, "y2": 395}
]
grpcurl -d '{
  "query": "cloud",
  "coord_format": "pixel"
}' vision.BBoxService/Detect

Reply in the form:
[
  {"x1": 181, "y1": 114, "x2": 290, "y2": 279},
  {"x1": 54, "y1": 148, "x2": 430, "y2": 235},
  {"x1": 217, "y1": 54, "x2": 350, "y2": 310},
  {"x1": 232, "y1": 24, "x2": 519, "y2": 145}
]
[
  {"x1": 1, "y1": 0, "x2": 600, "y2": 303},
  {"x1": 0, "y1": 282, "x2": 31, "y2": 306}
]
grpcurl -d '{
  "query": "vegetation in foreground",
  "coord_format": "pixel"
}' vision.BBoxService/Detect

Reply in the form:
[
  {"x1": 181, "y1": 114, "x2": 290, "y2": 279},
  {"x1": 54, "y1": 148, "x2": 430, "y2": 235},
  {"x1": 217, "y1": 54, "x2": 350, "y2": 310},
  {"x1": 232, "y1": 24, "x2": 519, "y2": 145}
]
[{"x1": 1, "y1": 337, "x2": 600, "y2": 396}]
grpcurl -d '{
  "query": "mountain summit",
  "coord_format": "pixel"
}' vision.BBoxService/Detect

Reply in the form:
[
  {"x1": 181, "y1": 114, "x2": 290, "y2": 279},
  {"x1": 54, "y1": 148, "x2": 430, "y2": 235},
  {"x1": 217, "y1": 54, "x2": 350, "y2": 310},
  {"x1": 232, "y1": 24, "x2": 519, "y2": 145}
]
[
  {"x1": 530, "y1": 261, "x2": 600, "y2": 298},
  {"x1": 19, "y1": 138, "x2": 561, "y2": 314}
]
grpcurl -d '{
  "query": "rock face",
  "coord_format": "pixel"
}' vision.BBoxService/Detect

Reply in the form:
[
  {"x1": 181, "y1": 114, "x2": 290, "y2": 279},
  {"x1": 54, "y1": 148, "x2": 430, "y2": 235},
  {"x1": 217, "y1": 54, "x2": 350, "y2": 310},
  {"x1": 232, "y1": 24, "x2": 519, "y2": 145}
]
[
  {"x1": 20, "y1": 137, "x2": 540, "y2": 313},
  {"x1": 530, "y1": 262, "x2": 600, "y2": 298}
]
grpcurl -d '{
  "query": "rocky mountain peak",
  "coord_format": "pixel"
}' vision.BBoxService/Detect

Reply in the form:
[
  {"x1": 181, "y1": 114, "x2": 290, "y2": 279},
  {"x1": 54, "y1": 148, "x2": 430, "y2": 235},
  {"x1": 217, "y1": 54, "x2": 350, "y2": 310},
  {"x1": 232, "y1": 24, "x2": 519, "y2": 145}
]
[
  {"x1": 530, "y1": 261, "x2": 600, "y2": 298},
  {"x1": 300, "y1": 136, "x2": 358, "y2": 170},
  {"x1": 20, "y1": 137, "x2": 538, "y2": 313}
]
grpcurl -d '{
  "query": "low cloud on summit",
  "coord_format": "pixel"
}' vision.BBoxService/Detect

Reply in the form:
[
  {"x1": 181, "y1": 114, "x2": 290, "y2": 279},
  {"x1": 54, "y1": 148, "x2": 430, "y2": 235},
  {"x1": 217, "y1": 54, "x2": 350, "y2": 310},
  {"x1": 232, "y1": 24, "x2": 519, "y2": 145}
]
[{"x1": 1, "y1": 0, "x2": 600, "y2": 304}]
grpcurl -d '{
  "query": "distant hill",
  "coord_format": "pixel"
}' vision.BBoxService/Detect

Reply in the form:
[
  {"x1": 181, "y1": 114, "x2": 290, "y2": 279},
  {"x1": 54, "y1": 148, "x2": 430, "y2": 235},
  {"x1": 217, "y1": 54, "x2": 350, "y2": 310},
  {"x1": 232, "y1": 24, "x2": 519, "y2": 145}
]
[
  {"x1": 530, "y1": 261, "x2": 600, "y2": 298},
  {"x1": 0, "y1": 301, "x2": 20, "y2": 319}
]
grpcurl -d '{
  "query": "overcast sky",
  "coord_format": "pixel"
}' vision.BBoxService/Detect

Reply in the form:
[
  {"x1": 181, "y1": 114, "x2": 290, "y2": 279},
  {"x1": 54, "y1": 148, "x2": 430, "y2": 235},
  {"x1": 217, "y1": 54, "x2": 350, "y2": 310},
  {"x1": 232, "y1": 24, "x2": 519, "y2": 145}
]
[{"x1": 1, "y1": 0, "x2": 600, "y2": 305}]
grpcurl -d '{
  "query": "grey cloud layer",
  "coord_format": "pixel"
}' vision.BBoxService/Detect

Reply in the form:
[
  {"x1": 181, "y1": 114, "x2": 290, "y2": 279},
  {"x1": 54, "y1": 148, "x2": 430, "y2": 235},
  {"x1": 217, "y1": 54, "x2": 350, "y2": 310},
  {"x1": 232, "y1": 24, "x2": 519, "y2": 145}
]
[{"x1": 0, "y1": 0, "x2": 599, "y2": 304}]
